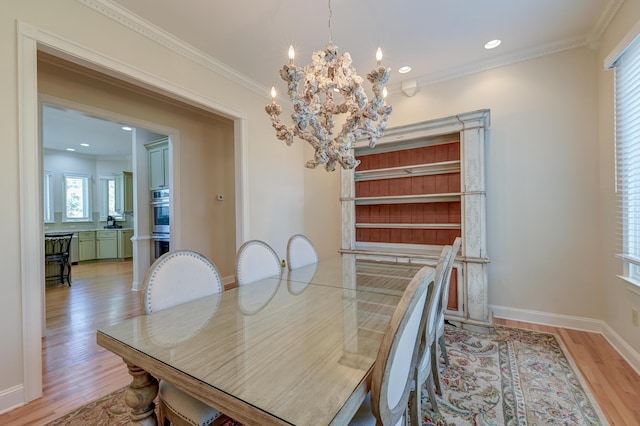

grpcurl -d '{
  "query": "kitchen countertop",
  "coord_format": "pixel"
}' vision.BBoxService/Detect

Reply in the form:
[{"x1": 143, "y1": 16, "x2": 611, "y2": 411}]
[{"x1": 45, "y1": 228, "x2": 134, "y2": 235}]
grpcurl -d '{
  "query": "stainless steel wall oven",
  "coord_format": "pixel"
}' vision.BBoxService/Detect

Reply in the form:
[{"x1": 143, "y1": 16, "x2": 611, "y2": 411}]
[
  {"x1": 151, "y1": 188, "x2": 170, "y2": 259},
  {"x1": 151, "y1": 189, "x2": 170, "y2": 234},
  {"x1": 151, "y1": 233, "x2": 170, "y2": 260}
]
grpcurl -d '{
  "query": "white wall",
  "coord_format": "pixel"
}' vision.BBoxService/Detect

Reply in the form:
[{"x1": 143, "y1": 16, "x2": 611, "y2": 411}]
[
  {"x1": 44, "y1": 149, "x2": 131, "y2": 217},
  {"x1": 0, "y1": 0, "x2": 311, "y2": 410},
  {"x1": 386, "y1": 47, "x2": 602, "y2": 321}
]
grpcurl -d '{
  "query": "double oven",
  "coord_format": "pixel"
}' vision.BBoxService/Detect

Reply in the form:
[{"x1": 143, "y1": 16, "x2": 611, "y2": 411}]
[{"x1": 150, "y1": 188, "x2": 170, "y2": 259}]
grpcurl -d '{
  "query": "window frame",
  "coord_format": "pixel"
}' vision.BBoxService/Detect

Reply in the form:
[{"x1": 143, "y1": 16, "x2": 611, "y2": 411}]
[
  {"x1": 612, "y1": 29, "x2": 640, "y2": 288},
  {"x1": 43, "y1": 171, "x2": 54, "y2": 223},
  {"x1": 62, "y1": 172, "x2": 92, "y2": 222},
  {"x1": 100, "y1": 175, "x2": 123, "y2": 220}
]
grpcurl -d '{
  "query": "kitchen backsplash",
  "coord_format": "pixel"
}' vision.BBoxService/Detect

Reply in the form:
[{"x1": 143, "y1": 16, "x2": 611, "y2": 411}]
[{"x1": 44, "y1": 212, "x2": 134, "y2": 231}]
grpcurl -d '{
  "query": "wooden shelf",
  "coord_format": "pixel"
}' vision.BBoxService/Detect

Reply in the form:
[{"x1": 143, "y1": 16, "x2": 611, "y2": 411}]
[
  {"x1": 355, "y1": 223, "x2": 461, "y2": 230},
  {"x1": 354, "y1": 160, "x2": 460, "y2": 181},
  {"x1": 354, "y1": 193, "x2": 460, "y2": 205}
]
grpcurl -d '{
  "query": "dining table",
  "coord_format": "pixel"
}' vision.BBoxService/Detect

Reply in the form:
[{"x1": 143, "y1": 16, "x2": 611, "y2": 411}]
[{"x1": 96, "y1": 255, "x2": 431, "y2": 425}]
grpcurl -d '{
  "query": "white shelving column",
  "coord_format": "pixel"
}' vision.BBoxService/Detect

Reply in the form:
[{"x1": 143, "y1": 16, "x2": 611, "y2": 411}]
[{"x1": 341, "y1": 109, "x2": 492, "y2": 329}]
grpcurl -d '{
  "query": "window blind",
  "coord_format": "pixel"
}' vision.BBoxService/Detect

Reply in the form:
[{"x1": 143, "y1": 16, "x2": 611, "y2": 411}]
[{"x1": 615, "y1": 34, "x2": 640, "y2": 279}]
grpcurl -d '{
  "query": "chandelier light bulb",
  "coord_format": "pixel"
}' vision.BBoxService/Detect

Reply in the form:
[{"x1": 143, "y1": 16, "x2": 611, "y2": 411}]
[
  {"x1": 288, "y1": 45, "x2": 295, "y2": 64},
  {"x1": 270, "y1": 86, "x2": 277, "y2": 99},
  {"x1": 383, "y1": 86, "x2": 388, "y2": 98},
  {"x1": 376, "y1": 47, "x2": 383, "y2": 65}
]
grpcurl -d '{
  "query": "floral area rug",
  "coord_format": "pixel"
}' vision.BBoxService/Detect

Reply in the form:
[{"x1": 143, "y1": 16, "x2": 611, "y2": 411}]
[
  {"x1": 45, "y1": 389, "x2": 241, "y2": 426},
  {"x1": 47, "y1": 326, "x2": 608, "y2": 426},
  {"x1": 422, "y1": 325, "x2": 609, "y2": 426}
]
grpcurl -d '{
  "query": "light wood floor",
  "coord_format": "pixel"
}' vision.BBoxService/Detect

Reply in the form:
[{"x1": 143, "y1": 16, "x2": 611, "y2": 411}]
[
  {"x1": 0, "y1": 261, "x2": 138, "y2": 426},
  {"x1": 0, "y1": 262, "x2": 639, "y2": 425}
]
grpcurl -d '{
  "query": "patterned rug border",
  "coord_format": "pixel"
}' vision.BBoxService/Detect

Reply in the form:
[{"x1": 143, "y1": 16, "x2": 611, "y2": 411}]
[{"x1": 501, "y1": 325, "x2": 610, "y2": 425}]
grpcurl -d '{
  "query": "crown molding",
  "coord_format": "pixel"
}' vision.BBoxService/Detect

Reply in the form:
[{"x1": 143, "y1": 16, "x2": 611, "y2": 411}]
[
  {"x1": 79, "y1": 0, "x2": 623, "y2": 103},
  {"x1": 387, "y1": 35, "x2": 588, "y2": 93},
  {"x1": 75, "y1": 0, "x2": 272, "y2": 101},
  {"x1": 589, "y1": 0, "x2": 625, "y2": 44},
  {"x1": 419, "y1": 35, "x2": 588, "y2": 88},
  {"x1": 387, "y1": 0, "x2": 625, "y2": 95}
]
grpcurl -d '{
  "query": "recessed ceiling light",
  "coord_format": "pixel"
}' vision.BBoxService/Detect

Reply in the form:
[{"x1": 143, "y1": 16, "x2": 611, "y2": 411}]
[
  {"x1": 484, "y1": 39, "x2": 501, "y2": 50},
  {"x1": 399, "y1": 66, "x2": 412, "y2": 74},
  {"x1": 66, "y1": 148, "x2": 76, "y2": 152},
  {"x1": 122, "y1": 126, "x2": 133, "y2": 131},
  {"x1": 80, "y1": 143, "x2": 90, "y2": 147}
]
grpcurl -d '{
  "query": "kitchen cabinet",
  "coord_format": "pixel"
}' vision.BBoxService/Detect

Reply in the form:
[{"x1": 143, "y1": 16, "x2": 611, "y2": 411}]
[
  {"x1": 146, "y1": 138, "x2": 169, "y2": 189},
  {"x1": 118, "y1": 229, "x2": 134, "y2": 259},
  {"x1": 78, "y1": 231, "x2": 96, "y2": 261},
  {"x1": 70, "y1": 234, "x2": 79, "y2": 264},
  {"x1": 341, "y1": 109, "x2": 491, "y2": 329},
  {"x1": 114, "y1": 171, "x2": 133, "y2": 214},
  {"x1": 96, "y1": 230, "x2": 118, "y2": 259}
]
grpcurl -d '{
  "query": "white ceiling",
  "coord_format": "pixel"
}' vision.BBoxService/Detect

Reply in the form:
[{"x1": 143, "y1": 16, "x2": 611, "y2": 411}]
[
  {"x1": 42, "y1": 104, "x2": 136, "y2": 158},
  {"x1": 44, "y1": 0, "x2": 620, "y2": 157},
  {"x1": 109, "y1": 0, "x2": 617, "y2": 90}
]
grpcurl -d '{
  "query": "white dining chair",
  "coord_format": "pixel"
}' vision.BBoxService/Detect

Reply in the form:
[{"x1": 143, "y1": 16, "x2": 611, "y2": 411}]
[
  {"x1": 235, "y1": 239, "x2": 282, "y2": 286},
  {"x1": 141, "y1": 249, "x2": 227, "y2": 426},
  {"x1": 286, "y1": 234, "x2": 319, "y2": 270},
  {"x1": 432, "y1": 236, "x2": 462, "y2": 394},
  {"x1": 408, "y1": 245, "x2": 454, "y2": 424},
  {"x1": 348, "y1": 265, "x2": 434, "y2": 426}
]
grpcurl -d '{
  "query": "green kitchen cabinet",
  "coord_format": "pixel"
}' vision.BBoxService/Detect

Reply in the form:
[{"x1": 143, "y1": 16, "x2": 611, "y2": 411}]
[
  {"x1": 146, "y1": 139, "x2": 169, "y2": 190},
  {"x1": 96, "y1": 230, "x2": 118, "y2": 259},
  {"x1": 114, "y1": 171, "x2": 134, "y2": 214},
  {"x1": 78, "y1": 231, "x2": 96, "y2": 261},
  {"x1": 118, "y1": 229, "x2": 134, "y2": 259}
]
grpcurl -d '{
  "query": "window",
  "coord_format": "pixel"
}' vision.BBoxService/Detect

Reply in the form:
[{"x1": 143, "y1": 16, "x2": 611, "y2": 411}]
[
  {"x1": 43, "y1": 172, "x2": 53, "y2": 223},
  {"x1": 101, "y1": 176, "x2": 121, "y2": 219},
  {"x1": 614, "y1": 34, "x2": 640, "y2": 283},
  {"x1": 63, "y1": 173, "x2": 92, "y2": 221}
]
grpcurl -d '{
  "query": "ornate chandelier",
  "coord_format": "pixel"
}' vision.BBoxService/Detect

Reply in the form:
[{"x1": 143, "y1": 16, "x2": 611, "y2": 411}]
[{"x1": 265, "y1": 1, "x2": 392, "y2": 171}]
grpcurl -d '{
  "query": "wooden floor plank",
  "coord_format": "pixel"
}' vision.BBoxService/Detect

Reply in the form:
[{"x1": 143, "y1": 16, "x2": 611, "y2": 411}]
[{"x1": 0, "y1": 263, "x2": 639, "y2": 425}]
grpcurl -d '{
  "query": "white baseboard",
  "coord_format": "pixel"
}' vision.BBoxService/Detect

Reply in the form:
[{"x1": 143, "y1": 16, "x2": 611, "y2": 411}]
[
  {"x1": 0, "y1": 385, "x2": 24, "y2": 415},
  {"x1": 490, "y1": 304, "x2": 640, "y2": 376}
]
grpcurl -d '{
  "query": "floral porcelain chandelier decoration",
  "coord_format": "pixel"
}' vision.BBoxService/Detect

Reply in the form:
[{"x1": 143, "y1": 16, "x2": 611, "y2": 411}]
[{"x1": 264, "y1": 0, "x2": 392, "y2": 171}]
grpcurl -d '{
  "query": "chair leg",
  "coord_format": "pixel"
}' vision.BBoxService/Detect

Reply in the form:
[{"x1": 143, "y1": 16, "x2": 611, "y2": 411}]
[
  {"x1": 58, "y1": 261, "x2": 65, "y2": 284},
  {"x1": 431, "y1": 340, "x2": 443, "y2": 396},
  {"x1": 426, "y1": 373, "x2": 439, "y2": 413},
  {"x1": 409, "y1": 376, "x2": 421, "y2": 426},
  {"x1": 158, "y1": 399, "x2": 168, "y2": 426},
  {"x1": 402, "y1": 406, "x2": 409, "y2": 426},
  {"x1": 439, "y1": 334, "x2": 449, "y2": 366}
]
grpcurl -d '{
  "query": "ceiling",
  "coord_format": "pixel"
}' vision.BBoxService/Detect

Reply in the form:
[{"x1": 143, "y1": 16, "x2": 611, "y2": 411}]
[
  {"x1": 44, "y1": 0, "x2": 620, "y2": 157},
  {"x1": 42, "y1": 104, "x2": 137, "y2": 158},
  {"x1": 109, "y1": 0, "x2": 617, "y2": 91}
]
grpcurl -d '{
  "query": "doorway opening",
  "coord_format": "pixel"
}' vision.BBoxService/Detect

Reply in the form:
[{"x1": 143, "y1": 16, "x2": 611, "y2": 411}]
[{"x1": 17, "y1": 26, "x2": 248, "y2": 405}]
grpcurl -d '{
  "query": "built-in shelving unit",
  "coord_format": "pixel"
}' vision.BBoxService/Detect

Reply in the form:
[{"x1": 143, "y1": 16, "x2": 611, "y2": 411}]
[{"x1": 341, "y1": 109, "x2": 492, "y2": 329}]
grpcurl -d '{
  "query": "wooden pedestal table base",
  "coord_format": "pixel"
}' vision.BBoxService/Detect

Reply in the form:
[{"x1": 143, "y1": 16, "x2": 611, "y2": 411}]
[{"x1": 124, "y1": 360, "x2": 159, "y2": 425}]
